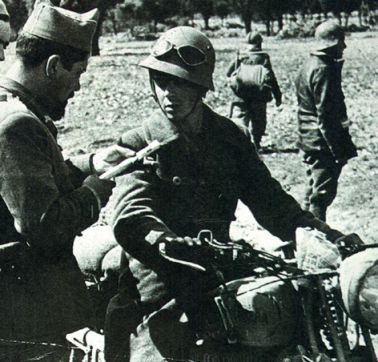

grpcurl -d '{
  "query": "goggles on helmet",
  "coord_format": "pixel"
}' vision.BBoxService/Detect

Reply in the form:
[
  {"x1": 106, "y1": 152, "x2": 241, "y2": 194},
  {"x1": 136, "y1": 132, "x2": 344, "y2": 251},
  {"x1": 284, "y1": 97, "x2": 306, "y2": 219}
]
[{"x1": 151, "y1": 38, "x2": 207, "y2": 67}]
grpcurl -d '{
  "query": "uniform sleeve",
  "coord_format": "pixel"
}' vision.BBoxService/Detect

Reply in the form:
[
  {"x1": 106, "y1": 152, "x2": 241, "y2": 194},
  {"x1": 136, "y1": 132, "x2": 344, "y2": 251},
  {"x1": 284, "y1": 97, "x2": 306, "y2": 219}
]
[
  {"x1": 0, "y1": 114, "x2": 100, "y2": 255},
  {"x1": 111, "y1": 168, "x2": 177, "y2": 266},
  {"x1": 110, "y1": 128, "x2": 177, "y2": 265},
  {"x1": 226, "y1": 58, "x2": 240, "y2": 77},
  {"x1": 264, "y1": 54, "x2": 282, "y2": 103},
  {"x1": 65, "y1": 154, "x2": 94, "y2": 188},
  {"x1": 238, "y1": 139, "x2": 307, "y2": 241},
  {"x1": 312, "y1": 67, "x2": 357, "y2": 160}
]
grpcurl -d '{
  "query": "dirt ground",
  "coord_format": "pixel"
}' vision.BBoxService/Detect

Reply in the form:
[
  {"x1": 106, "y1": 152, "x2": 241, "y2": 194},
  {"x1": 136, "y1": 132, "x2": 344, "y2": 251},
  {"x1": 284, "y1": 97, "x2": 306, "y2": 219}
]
[
  {"x1": 1, "y1": 31, "x2": 377, "y2": 243},
  {"x1": 0, "y1": 29, "x2": 377, "y2": 357},
  {"x1": 26, "y1": 30, "x2": 377, "y2": 245}
]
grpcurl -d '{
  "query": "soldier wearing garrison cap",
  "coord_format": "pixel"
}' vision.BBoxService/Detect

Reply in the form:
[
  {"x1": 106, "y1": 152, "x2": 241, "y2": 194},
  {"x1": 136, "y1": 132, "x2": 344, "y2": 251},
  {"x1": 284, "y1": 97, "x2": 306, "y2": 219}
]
[
  {"x1": 0, "y1": 1, "x2": 134, "y2": 358},
  {"x1": 295, "y1": 19, "x2": 357, "y2": 221}
]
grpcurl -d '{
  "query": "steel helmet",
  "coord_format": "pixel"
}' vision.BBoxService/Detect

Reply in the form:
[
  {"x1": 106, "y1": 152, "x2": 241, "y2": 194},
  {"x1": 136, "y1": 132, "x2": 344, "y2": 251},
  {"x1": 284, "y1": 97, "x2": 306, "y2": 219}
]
[
  {"x1": 246, "y1": 31, "x2": 262, "y2": 48},
  {"x1": 314, "y1": 19, "x2": 345, "y2": 50},
  {"x1": 140, "y1": 26, "x2": 215, "y2": 91}
]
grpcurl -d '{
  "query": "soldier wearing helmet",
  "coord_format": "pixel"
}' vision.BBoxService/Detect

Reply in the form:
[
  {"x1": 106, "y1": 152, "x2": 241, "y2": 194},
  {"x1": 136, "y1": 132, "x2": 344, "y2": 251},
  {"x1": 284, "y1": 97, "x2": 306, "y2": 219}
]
[
  {"x1": 246, "y1": 31, "x2": 263, "y2": 49},
  {"x1": 226, "y1": 31, "x2": 282, "y2": 150},
  {"x1": 295, "y1": 19, "x2": 357, "y2": 221},
  {"x1": 105, "y1": 26, "x2": 349, "y2": 362},
  {"x1": 140, "y1": 26, "x2": 215, "y2": 91}
]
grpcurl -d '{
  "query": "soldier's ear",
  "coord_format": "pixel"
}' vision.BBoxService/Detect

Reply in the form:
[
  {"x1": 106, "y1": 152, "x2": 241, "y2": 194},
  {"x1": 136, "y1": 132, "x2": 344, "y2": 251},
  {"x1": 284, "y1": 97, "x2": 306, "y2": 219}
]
[{"x1": 45, "y1": 54, "x2": 60, "y2": 79}]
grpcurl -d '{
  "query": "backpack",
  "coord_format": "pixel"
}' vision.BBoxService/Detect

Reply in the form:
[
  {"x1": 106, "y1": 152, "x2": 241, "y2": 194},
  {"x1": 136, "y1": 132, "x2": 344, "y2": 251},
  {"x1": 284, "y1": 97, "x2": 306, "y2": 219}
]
[{"x1": 230, "y1": 57, "x2": 273, "y2": 103}]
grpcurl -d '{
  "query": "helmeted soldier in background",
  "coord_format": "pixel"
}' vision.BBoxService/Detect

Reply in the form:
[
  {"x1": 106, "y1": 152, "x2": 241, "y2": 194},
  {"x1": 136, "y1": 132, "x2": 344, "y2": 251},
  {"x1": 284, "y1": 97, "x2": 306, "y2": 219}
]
[
  {"x1": 295, "y1": 20, "x2": 357, "y2": 221},
  {"x1": 105, "y1": 26, "x2": 351, "y2": 362},
  {"x1": 0, "y1": 1, "x2": 133, "y2": 360},
  {"x1": 227, "y1": 31, "x2": 282, "y2": 150}
]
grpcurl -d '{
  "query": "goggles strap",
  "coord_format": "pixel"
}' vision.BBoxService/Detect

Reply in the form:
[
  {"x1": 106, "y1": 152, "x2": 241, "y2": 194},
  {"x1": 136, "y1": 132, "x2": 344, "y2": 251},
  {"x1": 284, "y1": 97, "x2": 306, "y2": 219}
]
[{"x1": 149, "y1": 76, "x2": 167, "y2": 119}]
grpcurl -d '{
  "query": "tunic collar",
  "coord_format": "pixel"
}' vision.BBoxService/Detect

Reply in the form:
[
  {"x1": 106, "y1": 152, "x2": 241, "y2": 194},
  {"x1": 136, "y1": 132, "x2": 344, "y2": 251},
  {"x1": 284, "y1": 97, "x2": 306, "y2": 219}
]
[
  {"x1": 0, "y1": 77, "x2": 64, "y2": 123},
  {"x1": 310, "y1": 51, "x2": 345, "y2": 65}
]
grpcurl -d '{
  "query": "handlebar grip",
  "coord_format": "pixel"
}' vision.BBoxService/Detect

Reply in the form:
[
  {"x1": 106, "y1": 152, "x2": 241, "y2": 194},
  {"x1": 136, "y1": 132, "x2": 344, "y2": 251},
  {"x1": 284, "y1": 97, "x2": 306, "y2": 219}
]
[{"x1": 158, "y1": 242, "x2": 208, "y2": 272}]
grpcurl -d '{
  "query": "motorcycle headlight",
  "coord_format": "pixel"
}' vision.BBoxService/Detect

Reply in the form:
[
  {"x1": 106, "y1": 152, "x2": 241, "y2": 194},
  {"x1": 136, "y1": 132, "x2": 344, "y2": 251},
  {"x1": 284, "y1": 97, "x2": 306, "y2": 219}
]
[
  {"x1": 339, "y1": 249, "x2": 378, "y2": 330},
  {"x1": 358, "y1": 264, "x2": 378, "y2": 328}
]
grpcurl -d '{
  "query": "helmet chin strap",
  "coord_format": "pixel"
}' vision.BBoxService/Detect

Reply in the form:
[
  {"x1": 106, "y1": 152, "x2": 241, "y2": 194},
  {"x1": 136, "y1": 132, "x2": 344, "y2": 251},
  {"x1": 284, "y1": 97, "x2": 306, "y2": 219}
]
[{"x1": 149, "y1": 76, "x2": 203, "y2": 130}]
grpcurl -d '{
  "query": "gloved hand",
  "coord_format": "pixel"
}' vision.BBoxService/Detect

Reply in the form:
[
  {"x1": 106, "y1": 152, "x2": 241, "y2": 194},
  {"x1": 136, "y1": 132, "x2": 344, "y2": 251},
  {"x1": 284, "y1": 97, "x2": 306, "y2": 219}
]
[
  {"x1": 83, "y1": 175, "x2": 115, "y2": 207},
  {"x1": 335, "y1": 233, "x2": 364, "y2": 257}
]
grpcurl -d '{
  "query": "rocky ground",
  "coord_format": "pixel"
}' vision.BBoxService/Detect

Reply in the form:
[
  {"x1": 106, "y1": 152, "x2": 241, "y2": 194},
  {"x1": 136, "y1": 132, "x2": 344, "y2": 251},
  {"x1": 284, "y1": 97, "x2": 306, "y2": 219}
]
[
  {"x1": 63, "y1": 31, "x2": 378, "y2": 245},
  {"x1": 0, "y1": 28, "x2": 377, "y2": 357},
  {"x1": 2, "y1": 30, "x2": 377, "y2": 242}
]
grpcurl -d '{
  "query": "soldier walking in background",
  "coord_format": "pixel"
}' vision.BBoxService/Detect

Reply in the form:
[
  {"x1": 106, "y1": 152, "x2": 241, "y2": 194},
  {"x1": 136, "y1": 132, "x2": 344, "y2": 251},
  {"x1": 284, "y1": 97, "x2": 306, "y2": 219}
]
[
  {"x1": 227, "y1": 32, "x2": 282, "y2": 150},
  {"x1": 295, "y1": 20, "x2": 357, "y2": 221},
  {"x1": 0, "y1": 2, "x2": 133, "y2": 360}
]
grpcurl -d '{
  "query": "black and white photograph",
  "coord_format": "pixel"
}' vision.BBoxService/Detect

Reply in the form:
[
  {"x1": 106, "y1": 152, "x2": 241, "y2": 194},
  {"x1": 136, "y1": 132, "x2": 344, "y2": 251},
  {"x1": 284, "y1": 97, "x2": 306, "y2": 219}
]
[{"x1": 0, "y1": 0, "x2": 377, "y2": 361}]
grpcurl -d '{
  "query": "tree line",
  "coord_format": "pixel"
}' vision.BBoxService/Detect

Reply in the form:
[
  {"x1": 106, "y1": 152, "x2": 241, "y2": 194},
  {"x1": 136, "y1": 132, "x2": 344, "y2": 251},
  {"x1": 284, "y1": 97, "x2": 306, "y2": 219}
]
[{"x1": 4, "y1": 0, "x2": 378, "y2": 54}]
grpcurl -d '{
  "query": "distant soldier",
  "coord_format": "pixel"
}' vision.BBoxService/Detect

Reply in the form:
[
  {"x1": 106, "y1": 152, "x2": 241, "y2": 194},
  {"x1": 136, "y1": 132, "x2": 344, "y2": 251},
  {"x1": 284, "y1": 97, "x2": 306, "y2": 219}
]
[
  {"x1": 0, "y1": 0, "x2": 11, "y2": 61},
  {"x1": 0, "y1": 1, "x2": 133, "y2": 359},
  {"x1": 295, "y1": 20, "x2": 357, "y2": 221},
  {"x1": 227, "y1": 31, "x2": 282, "y2": 150}
]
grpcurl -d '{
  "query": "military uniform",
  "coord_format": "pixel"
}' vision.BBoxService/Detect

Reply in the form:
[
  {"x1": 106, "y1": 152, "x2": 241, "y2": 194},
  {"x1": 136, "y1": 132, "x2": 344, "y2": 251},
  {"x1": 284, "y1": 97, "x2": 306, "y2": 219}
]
[
  {"x1": 107, "y1": 105, "x2": 310, "y2": 361},
  {"x1": 295, "y1": 52, "x2": 357, "y2": 220},
  {"x1": 227, "y1": 50, "x2": 282, "y2": 148},
  {"x1": 0, "y1": 78, "x2": 99, "y2": 343}
]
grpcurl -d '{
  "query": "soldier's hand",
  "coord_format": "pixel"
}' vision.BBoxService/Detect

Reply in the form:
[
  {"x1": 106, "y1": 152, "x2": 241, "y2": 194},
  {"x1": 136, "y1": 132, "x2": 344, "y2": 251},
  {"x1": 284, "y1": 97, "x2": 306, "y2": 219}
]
[
  {"x1": 335, "y1": 233, "x2": 364, "y2": 254},
  {"x1": 276, "y1": 98, "x2": 282, "y2": 107},
  {"x1": 92, "y1": 145, "x2": 135, "y2": 175},
  {"x1": 83, "y1": 175, "x2": 115, "y2": 207}
]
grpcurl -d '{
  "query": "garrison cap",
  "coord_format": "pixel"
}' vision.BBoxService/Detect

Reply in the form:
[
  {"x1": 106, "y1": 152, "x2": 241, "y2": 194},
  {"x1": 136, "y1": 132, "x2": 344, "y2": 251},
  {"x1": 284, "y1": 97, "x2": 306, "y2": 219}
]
[
  {"x1": 314, "y1": 19, "x2": 345, "y2": 50},
  {"x1": 22, "y1": 0, "x2": 99, "y2": 52}
]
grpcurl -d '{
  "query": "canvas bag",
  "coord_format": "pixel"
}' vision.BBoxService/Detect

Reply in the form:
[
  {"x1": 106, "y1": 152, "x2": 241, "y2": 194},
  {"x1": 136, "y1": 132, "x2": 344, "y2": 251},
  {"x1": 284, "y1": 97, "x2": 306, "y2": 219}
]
[{"x1": 230, "y1": 59, "x2": 273, "y2": 102}]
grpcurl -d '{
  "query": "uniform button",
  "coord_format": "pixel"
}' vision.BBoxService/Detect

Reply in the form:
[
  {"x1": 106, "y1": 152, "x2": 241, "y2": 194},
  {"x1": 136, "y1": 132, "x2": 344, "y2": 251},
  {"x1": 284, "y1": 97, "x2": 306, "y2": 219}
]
[{"x1": 172, "y1": 176, "x2": 182, "y2": 185}]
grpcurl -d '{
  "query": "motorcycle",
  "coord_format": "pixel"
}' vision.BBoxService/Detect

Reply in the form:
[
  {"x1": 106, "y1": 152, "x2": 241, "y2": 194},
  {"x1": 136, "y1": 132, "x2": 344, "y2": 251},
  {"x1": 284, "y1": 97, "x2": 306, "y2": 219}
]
[
  {"x1": 156, "y1": 228, "x2": 378, "y2": 362},
  {"x1": 4, "y1": 227, "x2": 375, "y2": 362}
]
